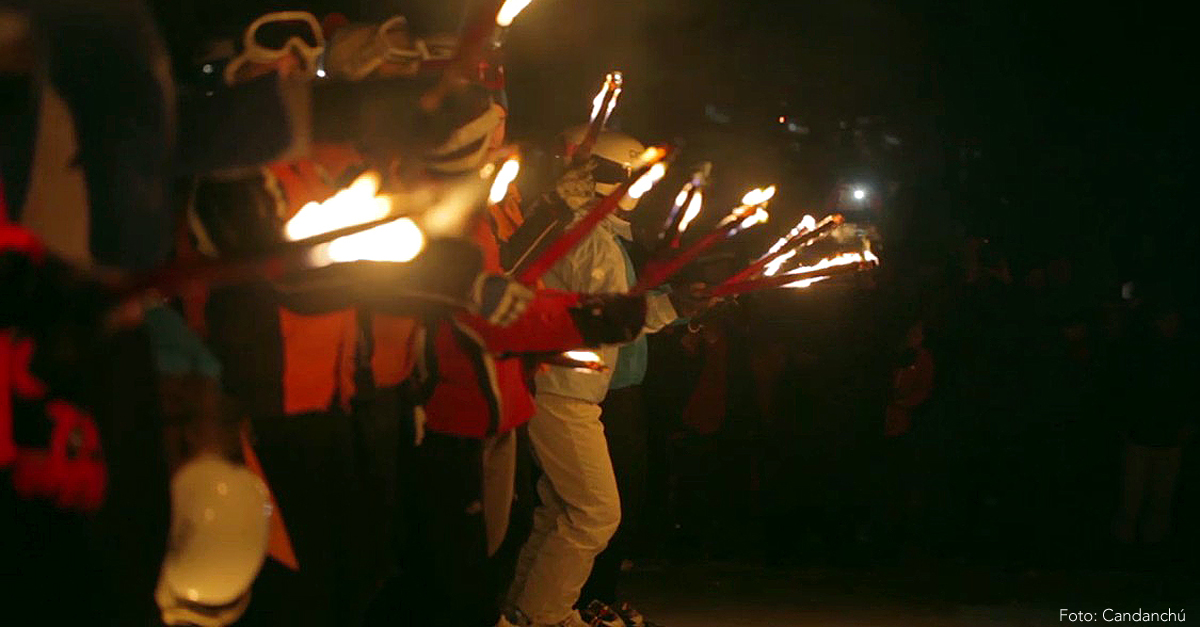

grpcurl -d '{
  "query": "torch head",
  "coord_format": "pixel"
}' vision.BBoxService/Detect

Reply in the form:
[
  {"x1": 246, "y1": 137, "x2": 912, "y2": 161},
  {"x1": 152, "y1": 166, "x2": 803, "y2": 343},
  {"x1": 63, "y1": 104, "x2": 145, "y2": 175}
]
[{"x1": 559, "y1": 126, "x2": 646, "y2": 212}]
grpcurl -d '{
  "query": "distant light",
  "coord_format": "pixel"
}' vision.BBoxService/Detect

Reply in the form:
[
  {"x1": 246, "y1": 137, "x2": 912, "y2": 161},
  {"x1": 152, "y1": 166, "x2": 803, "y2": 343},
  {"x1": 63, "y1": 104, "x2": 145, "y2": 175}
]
[
  {"x1": 778, "y1": 116, "x2": 786, "y2": 124},
  {"x1": 201, "y1": 64, "x2": 214, "y2": 75},
  {"x1": 316, "y1": 68, "x2": 326, "y2": 78},
  {"x1": 853, "y1": 188, "x2": 867, "y2": 201}
]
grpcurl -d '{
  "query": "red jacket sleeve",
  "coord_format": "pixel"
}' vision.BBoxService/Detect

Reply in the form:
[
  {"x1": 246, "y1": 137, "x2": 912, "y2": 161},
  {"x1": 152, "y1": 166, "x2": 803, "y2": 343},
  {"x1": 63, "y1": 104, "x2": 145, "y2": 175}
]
[{"x1": 455, "y1": 289, "x2": 586, "y2": 354}]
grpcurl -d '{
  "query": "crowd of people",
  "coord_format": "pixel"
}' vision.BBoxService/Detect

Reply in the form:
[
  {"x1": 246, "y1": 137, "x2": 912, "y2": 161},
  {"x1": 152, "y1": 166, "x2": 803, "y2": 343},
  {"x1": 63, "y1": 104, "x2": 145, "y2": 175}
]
[
  {"x1": 635, "y1": 233, "x2": 1198, "y2": 576},
  {"x1": 0, "y1": 3, "x2": 729, "y2": 627},
  {"x1": 2, "y1": 3, "x2": 1195, "y2": 627}
]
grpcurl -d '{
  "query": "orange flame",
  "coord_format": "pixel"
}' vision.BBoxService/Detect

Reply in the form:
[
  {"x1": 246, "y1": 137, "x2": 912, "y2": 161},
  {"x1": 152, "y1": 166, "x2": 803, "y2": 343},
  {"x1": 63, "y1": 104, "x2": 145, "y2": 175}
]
[
  {"x1": 488, "y1": 156, "x2": 521, "y2": 204},
  {"x1": 740, "y1": 185, "x2": 776, "y2": 207},
  {"x1": 628, "y1": 162, "x2": 667, "y2": 200},
  {"x1": 589, "y1": 72, "x2": 623, "y2": 123},
  {"x1": 678, "y1": 190, "x2": 704, "y2": 233},
  {"x1": 766, "y1": 214, "x2": 816, "y2": 257},
  {"x1": 284, "y1": 172, "x2": 425, "y2": 264},
  {"x1": 782, "y1": 243, "x2": 879, "y2": 289},
  {"x1": 496, "y1": 0, "x2": 534, "y2": 27}
]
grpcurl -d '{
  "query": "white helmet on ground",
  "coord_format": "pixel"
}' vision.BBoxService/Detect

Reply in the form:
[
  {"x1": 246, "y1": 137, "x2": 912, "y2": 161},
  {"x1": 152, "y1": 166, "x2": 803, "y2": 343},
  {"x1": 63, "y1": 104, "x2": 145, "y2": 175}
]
[
  {"x1": 559, "y1": 126, "x2": 646, "y2": 211},
  {"x1": 157, "y1": 455, "x2": 271, "y2": 626}
]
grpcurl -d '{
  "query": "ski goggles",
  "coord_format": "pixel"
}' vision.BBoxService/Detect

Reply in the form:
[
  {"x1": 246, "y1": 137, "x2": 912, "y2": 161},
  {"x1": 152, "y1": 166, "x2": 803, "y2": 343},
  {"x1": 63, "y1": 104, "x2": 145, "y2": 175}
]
[
  {"x1": 224, "y1": 12, "x2": 325, "y2": 85},
  {"x1": 326, "y1": 16, "x2": 457, "y2": 81},
  {"x1": 589, "y1": 156, "x2": 633, "y2": 186}
]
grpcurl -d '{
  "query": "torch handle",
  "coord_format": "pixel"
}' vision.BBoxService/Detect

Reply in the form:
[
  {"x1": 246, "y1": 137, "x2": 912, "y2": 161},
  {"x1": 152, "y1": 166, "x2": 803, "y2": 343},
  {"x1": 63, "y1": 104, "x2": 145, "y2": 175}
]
[
  {"x1": 516, "y1": 150, "x2": 670, "y2": 286},
  {"x1": 121, "y1": 210, "x2": 416, "y2": 300},
  {"x1": 514, "y1": 180, "x2": 633, "y2": 286},
  {"x1": 707, "y1": 260, "x2": 876, "y2": 298},
  {"x1": 716, "y1": 214, "x2": 844, "y2": 287},
  {"x1": 570, "y1": 87, "x2": 616, "y2": 166},
  {"x1": 632, "y1": 227, "x2": 727, "y2": 295},
  {"x1": 652, "y1": 185, "x2": 697, "y2": 257},
  {"x1": 420, "y1": 1, "x2": 503, "y2": 113}
]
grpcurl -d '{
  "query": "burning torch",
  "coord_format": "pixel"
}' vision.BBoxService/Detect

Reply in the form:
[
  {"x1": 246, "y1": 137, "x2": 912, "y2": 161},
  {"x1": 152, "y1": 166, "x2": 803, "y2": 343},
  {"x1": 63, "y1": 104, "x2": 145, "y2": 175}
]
[
  {"x1": 652, "y1": 162, "x2": 712, "y2": 255},
  {"x1": 714, "y1": 212, "x2": 845, "y2": 288},
  {"x1": 502, "y1": 69, "x2": 628, "y2": 276},
  {"x1": 420, "y1": 0, "x2": 536, "y2": 112},
  {"x1": 123, "y1": 153, "x2": 523, "y2": 303},
  {"x1": 567, "y1": 71, "x2": 624, "y2": 165},
  {"x1": 706, "y1": 243, "x2": 880, "y2": 298},
  {"x1": 515, "y1": 146, "x2": 672, "y2": 286},
  {"x1": 632, "y1": 185, "x2": 775, "y2": 295}
]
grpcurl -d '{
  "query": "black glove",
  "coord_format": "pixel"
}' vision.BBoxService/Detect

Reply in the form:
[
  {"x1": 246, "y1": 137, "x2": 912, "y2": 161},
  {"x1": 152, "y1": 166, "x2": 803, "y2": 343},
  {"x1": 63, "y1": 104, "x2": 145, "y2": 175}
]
[
  {"x1": 569, "y1": 293, "x2": 647, "y2": 346},
  {"x1": 472, "y1": 274, "x2": 533, "y2": 327}
]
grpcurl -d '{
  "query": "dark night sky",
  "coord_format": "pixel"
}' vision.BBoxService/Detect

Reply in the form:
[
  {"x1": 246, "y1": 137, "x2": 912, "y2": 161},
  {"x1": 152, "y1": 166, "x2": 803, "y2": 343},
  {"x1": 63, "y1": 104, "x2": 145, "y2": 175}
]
[{"x1": 154, "y1": 0, "x2": 1197, "y2": 277}]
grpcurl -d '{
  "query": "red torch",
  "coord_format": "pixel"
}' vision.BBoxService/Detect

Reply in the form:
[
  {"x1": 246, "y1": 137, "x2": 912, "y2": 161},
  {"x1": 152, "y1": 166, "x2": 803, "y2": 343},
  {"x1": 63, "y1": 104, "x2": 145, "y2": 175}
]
[
  {"x1": 706, "y1": 245, "x2": 880, "y2": 298},
  {"x1": 716, "y1": 213, "x2": 845, "y2": 287},
  {"x1": 515, "y1": 147, "x2": 672, "y2": 286},
  {"x1": 568, "y1": 71, "x2": 624, "y2": 165},
  {"x1": 421, "y1": 0, "x2": 535, "y2": 112},
  {"x1": 652, "y1": 162, "x2": 712, "y2": 255},
  {"x1": 632, "y1": 185, "x2": 775, "y2": 295}
]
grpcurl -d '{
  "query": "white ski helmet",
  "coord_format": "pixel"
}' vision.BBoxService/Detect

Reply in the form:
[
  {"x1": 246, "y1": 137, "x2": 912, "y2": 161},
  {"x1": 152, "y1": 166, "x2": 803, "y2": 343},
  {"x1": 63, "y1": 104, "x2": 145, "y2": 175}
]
[
  {"x1": 559, "y1": 126, "x2": 646, "y2": 211},
  {"x1": 160, "y1": 455, "x2": 271, "y2": 610}
]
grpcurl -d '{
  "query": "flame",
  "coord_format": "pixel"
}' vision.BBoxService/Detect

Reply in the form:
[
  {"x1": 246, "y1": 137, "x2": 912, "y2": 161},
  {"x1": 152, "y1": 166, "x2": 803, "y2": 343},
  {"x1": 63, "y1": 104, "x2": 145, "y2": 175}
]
[
  {"x1": 763, "y1": 250, "x2": 796, "y2": 276},
  {"x1": 862, "y1": 240, "x2": 879, "y2": 264},
  {"x1": 589, "y1": 72, "x2": 623, "y2": 123},
  {"x1": 284, "y1": 171, "x2": 426, "y2": 264},
  {"x1": 633, "y1": 146, "x2": 666, "y2": 168},
  {"x1": 318, "y1": 217, "x2": 425, "y2": 264},
  {"x1": 496, "y1": 0, "x2": 533, "y2": 27},
  {"x1": 678, "y1": 191, "x2": 704, "y2": 233},
  {"x1": 606, "y1": 87, "x2": 622, "y2": 120},
  {"x1": 488, "y1": 157, "x2": 521, "y2": 204},
  {"x1": 284, "y1": 172, "x2": 389, "y2": 241},
  {"x1": 674, "y1": 184, "x2": 692, "y2": 208},
  {"x1": 782, "y1": 249, "x2": 878, "y2": 289},
  {"x1": 738, "y1": 206, "x2": 769, "y2": 230},
  {"x1": 766, "y1": 214, "x2": 816, "y2": 256},
  {"x1": 741, "y1": 185, "x2": 777, "y2": 207},
  {"x1": 564, "y1": 350, "x2": 601, "y2": 363},
  {"x1": 628, "y1": 162, "x2": 667, "y2": 200}
]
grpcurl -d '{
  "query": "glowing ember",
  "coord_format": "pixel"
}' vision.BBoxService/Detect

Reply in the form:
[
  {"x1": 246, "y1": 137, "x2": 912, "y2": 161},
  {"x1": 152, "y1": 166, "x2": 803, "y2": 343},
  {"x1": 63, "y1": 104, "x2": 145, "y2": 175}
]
[
  {"x1": 496, "y1": 0, "x2": 533, "y2": 27},
  {"x1": 677, "y1": 190, "x2": 703, "y2": 233},
  {"x1": 488, "y1": 157, "x2": 521, "y2": 204},
  {"x1": 284, "y1": 172, "x2": 426, "y2": 264},
  {"x1": 628, "y1": 162, "x2": 667, "y2": 200}
]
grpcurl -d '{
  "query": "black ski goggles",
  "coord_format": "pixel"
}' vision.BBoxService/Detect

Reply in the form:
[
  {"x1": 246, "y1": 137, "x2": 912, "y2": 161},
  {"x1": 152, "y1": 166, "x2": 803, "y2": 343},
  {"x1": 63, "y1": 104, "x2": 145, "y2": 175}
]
[{"x1": 590, "y1": 156, "x2": 632, "y2": 186}]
